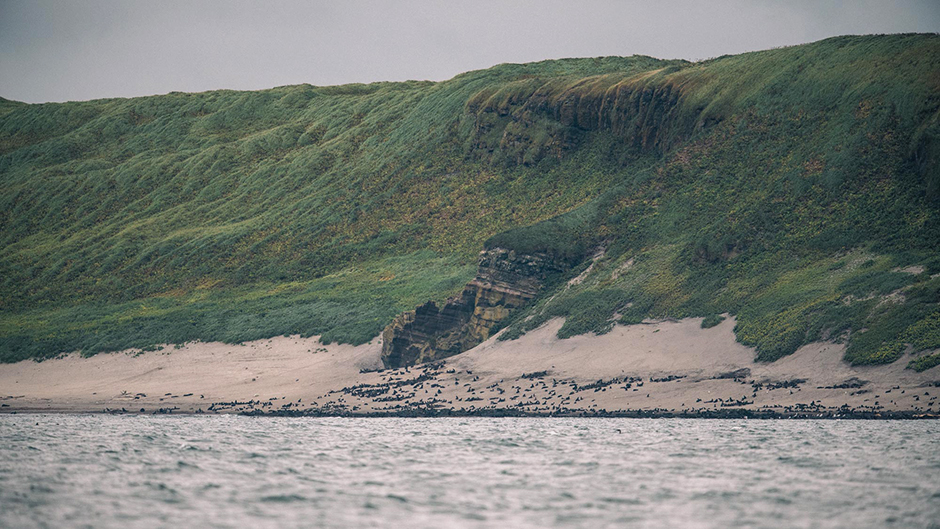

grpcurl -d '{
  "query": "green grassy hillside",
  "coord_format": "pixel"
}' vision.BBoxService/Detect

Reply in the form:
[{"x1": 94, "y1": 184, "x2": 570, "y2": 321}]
[{"x1": 2, "y1": 35, "x2": 939, "y2": 366}]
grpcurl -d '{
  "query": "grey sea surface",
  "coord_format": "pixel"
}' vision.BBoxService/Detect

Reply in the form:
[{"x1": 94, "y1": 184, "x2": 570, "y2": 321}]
[{"x1": 1, "y1": 416, "x2": 938, "y2": 529}]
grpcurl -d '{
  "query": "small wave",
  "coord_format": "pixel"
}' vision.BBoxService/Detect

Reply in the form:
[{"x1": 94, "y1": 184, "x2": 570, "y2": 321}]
[
  {"x1": 600, "y1": 497, "x2": 642, "y2": 505},
  {"x1": 261, "y1": 494, "x2": 307, "y2": 503}
]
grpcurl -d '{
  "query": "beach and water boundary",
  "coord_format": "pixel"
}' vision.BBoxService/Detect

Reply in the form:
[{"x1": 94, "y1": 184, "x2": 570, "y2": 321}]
[{"x1": 2, "y1": 316, "x2": 937, "y2": 419}]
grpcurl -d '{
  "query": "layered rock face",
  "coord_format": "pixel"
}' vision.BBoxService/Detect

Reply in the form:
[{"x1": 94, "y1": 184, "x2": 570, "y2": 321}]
[
  {"x1": 465, "y1": 76, "x2": 697, "y2": 167},
  {"x1": 380, "y1": 248, "x2": 568, "y2": 368}
]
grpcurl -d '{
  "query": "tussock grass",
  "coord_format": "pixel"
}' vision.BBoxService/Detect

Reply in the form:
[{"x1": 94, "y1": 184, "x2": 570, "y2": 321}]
[{"x1": 2, "y1": 35, "x2": 939, "y2": 365}]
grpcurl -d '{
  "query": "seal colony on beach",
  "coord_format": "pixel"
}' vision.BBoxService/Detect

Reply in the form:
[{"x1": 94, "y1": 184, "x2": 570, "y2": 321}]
[{"x1": 2, "y1": 316, "x2": 936, "y2": 418}]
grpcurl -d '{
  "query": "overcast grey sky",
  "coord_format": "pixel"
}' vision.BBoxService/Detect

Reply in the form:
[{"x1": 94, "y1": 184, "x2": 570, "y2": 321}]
[{"x1": 1, "y1": 0, "x2": 938, "y2": 103}]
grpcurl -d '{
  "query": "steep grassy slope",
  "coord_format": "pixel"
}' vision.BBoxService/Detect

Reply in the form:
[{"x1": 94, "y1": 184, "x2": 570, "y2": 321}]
[
  {"x1": 489, "y1": 35, "x2": 940, "y2": 366},
  {"x1": 1, "y1": 35, "x2": 939, "y2": 365}
]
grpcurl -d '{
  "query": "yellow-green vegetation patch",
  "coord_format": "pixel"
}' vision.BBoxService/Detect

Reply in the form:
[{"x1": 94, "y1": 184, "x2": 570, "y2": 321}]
[{"x1": 909, "y1": 351, "x2": 940, "y2": 372}]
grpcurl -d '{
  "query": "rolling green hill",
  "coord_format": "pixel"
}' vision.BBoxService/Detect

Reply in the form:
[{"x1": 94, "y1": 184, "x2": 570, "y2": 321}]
[{"x1": 2, "y1": 34, "x2": 939, "y2": 368}]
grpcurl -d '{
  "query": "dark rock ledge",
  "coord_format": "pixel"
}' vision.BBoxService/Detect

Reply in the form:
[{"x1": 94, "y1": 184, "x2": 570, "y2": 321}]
[{"x1": 380, "y1": 248, "x2": 568, "y2": 368}]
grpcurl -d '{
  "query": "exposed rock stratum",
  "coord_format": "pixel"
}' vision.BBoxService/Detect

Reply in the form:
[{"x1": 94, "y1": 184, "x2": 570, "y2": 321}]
[{"x1": 380, "y1": 248, "x2": 568, "y2": 368}]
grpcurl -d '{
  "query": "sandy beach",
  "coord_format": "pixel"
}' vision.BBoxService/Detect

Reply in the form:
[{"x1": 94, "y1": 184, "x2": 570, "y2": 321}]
[{"x1": 2, "y1": 316, "x2": 937, "y2": 417}]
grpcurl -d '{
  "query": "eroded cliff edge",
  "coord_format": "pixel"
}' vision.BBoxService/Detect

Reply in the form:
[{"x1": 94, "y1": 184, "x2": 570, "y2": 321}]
[{"x1": 380, "y1": 248, "x2": 568, "y2": 368}]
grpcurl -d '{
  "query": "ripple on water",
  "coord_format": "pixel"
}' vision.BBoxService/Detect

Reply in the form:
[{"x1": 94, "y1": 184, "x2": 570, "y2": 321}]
[
  {"x1": 260, "y1": 493, "x2": 307, "y2": 503},
  {"x1": 0, "y1": 416, "x2": 938, "y2": 529}
]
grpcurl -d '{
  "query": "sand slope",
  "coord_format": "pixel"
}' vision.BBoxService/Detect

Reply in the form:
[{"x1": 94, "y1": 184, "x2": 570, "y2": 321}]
[
  {"x1": 1, "y1": 317, "x2": 937, "y2": 416},
  {"x1": 0, "y1": 336, "x2": 382, "y2": 413}
]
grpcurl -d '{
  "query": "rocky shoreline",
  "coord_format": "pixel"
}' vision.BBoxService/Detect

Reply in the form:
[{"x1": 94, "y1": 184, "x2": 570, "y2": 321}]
[
  {"x1": 7, "y1": 406, "x2": 935, "y2": 420},
  {"x1": 245, "y1": 408, "x2": 938, "y2": 420}
]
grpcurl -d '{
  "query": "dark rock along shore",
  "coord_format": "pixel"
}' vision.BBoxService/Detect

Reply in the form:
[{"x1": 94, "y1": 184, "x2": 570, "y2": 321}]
[{"x1": 381, "y1": 248, "x2": 568, "y2": 368}]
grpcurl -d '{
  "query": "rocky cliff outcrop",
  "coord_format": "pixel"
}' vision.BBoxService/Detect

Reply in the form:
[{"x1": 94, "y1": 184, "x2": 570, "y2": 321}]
[{"x1": 380, "y1": 248, "x2": 568, "y2": 368}]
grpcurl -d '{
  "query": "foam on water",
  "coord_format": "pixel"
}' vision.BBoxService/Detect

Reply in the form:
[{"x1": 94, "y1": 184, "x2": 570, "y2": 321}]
[{"x1": 1, "y1": 416, "x2": 938, "y2": 528}]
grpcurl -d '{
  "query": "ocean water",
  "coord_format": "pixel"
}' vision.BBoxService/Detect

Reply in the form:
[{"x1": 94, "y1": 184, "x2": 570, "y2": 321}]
[{"x1": 0, "y1": 416, "x2": 937, "y2": 529}]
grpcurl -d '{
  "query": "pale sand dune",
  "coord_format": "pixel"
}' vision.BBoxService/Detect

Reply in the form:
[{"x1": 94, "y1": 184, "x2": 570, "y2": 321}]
[
  {"x1": 448, "y1": 317, "x2": 937, "y2": 415},
  {"x1": 0, "y1": 336, "x2": 382, "y2": 413},
  {"x1": 1, "y1": 316, "x2": 937, "y2": 415}
]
